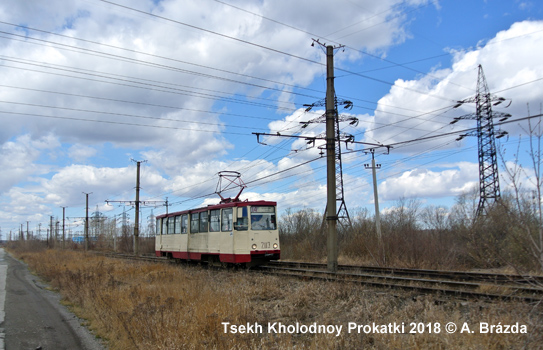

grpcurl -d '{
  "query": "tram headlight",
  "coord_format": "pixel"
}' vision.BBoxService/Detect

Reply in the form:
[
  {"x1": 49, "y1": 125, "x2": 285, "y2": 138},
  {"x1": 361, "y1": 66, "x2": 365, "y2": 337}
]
[
  {"x1": 252, "y1": 244, "x2": 257, "y2": 250},
  {"x1": 273, "y1": 243, "x2": 278, "y2": 249}
]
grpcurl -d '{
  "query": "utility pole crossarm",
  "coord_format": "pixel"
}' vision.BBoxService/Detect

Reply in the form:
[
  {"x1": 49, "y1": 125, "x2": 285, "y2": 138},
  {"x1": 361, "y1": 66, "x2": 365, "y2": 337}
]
[
  {"x1": 252, "y1": 132, "x2": 385, "y2": 148},
  {"x1": 106, "y1": 200, "x2": 166, "y2": 207}
]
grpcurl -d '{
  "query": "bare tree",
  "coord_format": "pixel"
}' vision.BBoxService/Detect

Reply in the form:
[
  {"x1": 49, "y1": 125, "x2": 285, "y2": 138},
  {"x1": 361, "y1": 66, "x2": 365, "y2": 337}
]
[{"x1": 498, "y1": 109, "x2": 543, "y2": 272}]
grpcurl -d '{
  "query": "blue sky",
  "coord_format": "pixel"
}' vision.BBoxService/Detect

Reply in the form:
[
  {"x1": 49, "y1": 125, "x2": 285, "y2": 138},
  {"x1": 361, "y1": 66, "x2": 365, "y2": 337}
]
[{"x1": 1, "y1": 0, "x2": 543, "y2": 238}]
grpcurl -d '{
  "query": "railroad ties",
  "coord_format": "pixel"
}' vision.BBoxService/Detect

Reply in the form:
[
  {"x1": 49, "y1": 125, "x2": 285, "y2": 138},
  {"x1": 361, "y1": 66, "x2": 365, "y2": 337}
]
[{"x1": 260, "y1": 261, "x2": 543, "y2": 303}]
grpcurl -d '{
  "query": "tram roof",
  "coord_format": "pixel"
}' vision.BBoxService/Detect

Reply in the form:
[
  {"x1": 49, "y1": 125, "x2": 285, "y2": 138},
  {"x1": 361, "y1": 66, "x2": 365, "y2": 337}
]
[{"x1": 156, "y1": 200, "x2": 277, "y2": 218}]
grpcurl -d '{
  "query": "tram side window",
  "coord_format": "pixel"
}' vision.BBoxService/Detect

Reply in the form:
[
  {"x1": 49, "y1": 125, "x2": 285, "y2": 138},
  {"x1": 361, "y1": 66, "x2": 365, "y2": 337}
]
[
  {"x1": 181, "y1": 214, "x2": 188, "y2": 234},
  {"x1": 190, "y1": 214, "x2": 199, "y2": 233},
  {"x1": 174, "y1": 216, "x2": 181, "y2": 234},
  {"x1": 221, "y1": 208, "x2": 233, "y2": 232},
  {"x1": 156, "y1": 218, "x2": 162, "y2": 235},
  {"x1": 162, "y1": 217, "x2": 168, "y2": 235},
  {"x1": 199, "y1": 212, "x2": 208, "y2": 232},
  {"x1": 234, "y1": 206, "x2": 248, "y2": 231},
  {"x1": 250, "y1": 206, "x2": 277, "y2": 230},
  {"x1": 209, "y1": 209, "x2": 220, "y2": 232},
  {"x1": 168, "y1": 216, "x2": 175, "y2": 235}
]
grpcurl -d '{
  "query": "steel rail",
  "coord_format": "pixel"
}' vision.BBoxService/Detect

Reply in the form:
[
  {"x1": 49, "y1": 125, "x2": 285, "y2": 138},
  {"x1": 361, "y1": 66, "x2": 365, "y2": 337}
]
[
  {"x1": 260, "y1": 263, "x2": 543, "y2": 303},
  {"x1": 267, "y1": 261, "x2": 543, "y2": 285}
]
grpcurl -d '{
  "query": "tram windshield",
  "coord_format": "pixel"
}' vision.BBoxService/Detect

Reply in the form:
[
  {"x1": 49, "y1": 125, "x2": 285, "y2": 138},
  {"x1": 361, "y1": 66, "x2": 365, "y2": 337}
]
[{"x1": 250, "y1": 206, "x2": 276, "y2": 230}]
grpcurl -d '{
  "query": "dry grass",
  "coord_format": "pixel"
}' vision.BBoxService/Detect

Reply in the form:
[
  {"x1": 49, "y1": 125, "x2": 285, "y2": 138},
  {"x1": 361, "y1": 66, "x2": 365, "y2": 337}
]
[{"x1": 11, "y1": 249, "x2": 543, "y2": 349}]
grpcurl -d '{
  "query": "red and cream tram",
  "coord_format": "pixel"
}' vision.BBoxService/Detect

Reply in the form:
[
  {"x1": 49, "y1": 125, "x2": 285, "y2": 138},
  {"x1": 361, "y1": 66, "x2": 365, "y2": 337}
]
[{"x1": 155, "y1": 200, "x2": 280, "y2": 266}]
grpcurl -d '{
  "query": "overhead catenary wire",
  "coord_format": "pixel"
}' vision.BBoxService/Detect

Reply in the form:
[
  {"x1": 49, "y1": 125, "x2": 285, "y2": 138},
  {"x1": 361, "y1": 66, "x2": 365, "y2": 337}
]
[{"x1": 38, "y1": 107, "x2": 541, "y2": 214}]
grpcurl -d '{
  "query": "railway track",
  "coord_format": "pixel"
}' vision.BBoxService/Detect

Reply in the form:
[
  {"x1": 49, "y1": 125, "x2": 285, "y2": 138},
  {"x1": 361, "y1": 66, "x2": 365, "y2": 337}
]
[
  {"x1": 266, "y1": 261, "x2": 543, "y2": 285},
  {"x1": 97, "y1": 252, "x2": 543, "y2": 303},
  {"x1": 261, "y1": 261, "x2": 543, "y2": 303}
]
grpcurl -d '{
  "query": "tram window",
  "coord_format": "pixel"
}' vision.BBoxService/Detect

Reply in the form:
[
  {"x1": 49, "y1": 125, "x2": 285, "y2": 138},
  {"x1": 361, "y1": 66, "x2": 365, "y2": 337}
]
[
  {"x1": 221, "y1": 208, "x2": 233, "y2": 231},
  {"x1": 199, "y1": 211, "x2": 208, "y2": 232},
  {"x1": 181, "y1": 214, "x2": 188, "y2": 234},
  {"x1": 234, "y1": 207, "x2": 248, "y2": 231},
  {"x1": 250, "y1": 206, "x2": 277, "y2": 231},
  {"x1": 209, "y1": 209, "x2": 220, "y2": 232},
  {"x1": 190, "y1": 214, "x2": 199, "y2": 233},
  {"x1": 156, "y1": 218, "x2": 162, "y2": 235},
  {"x1": 162, "y1": 218, "x2": 168, "y2": 235},
  {"x1": 174, "y1": 216, "x2": 181, "y2": 234},
  {"x1": 168, "y1": 216, "x2": 175, "y2": 235}
]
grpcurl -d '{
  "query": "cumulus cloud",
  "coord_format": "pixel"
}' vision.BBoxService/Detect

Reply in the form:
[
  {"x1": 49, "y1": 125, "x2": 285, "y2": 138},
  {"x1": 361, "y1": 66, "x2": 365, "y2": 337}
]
[
  {"x1": 40, "y1": 164, "x2": 167, "y2": 206},
  {"x1": 68, "y1": 144, "x2": 98, "y2": 162},
  {"x1": 0, "y1": 134, "x2": 60, "y2": 193},
  {"x1": 363, "y1": 20, "x2": 543, "y2": 151},
  {"x1": 379, "y1": 162, "x2": 479, "y2": 200}
]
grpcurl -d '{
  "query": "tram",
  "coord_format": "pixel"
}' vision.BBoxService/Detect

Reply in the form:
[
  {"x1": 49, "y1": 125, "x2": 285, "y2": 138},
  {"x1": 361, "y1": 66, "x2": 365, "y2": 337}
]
[{"x1": 155, "y1": 199, "x2": 280, "y2": 266}]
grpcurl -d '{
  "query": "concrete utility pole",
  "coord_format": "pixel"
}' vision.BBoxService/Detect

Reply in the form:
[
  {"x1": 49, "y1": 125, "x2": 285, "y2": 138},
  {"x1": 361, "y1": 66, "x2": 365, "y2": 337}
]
[
  {"x1": 325, "y1": 45, "x2": 338, "y2": 273},
  {"x1": 251, "y1": 41, "x2": 381, "y2": 271},
  {"x1": 49, "y1": 216, "x2": 53, "y2": 247},
  {"x1": 365, "y1": 150, "x2": 382, "y2": 240},
  {"x1": 61, "y1": 207, "x2": 66, "y2": 249},
  {"x1": 83, "y1": 192, "x2": 92, "y2": 251},
  {"x1": 134, "y1": 160, "x2": 142, "y2": 255}
]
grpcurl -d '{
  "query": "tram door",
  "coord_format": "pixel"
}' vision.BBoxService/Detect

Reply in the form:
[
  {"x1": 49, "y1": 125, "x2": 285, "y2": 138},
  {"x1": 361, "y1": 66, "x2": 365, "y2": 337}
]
[
  {"x1": 207, "y1": 209, "x2": 221, "y2": 254},
  {"x1": 155, "y1": 218, "x2": 162, "y2": 252},
  {"x1": 219, "y1": 207, "x2": 234, "y2": 259}
]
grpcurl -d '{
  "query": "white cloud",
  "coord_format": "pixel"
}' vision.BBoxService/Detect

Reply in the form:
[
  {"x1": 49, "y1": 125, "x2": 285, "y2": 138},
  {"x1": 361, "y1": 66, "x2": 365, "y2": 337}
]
[
  {"x1": 0, "y1": 134, "x2": 60, "y2": 193},
  {"x1": 68, "y1": 144, "x2": 98, "y2": 162},
  {"x1": 379, "y1": 162, "x2": 479, "y2": 200},
  {"x1": 363, "y1": 20, "x2": 543, "y2": 151},
  {"x1": 40, "y1": 164, "x2": 167, "y2": 207},
  {"x1": 0, "y1": 187, "x2": 50, "y2": 227}
]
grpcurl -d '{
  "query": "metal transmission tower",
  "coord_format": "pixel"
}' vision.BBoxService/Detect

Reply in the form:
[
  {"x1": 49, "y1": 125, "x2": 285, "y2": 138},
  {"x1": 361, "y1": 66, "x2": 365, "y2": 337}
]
[
  {"x1": 302, "y1": 96, "x2": 357, "y2": 230},
  {"x1": 451, "y1": 65, "x2": 511, "y2": 217}
]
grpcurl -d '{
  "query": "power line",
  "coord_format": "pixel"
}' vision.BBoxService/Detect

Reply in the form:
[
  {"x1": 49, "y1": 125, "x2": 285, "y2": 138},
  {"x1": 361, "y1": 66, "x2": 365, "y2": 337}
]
[
  {"x1": 0, "y1": 20, "x2": 476, "y2": 115},
  {"x1": 0, "y1": 21, "x2": 326, "y2": 96},
  {"x1": 0, "y1": 60, "x2": 300, "y2": 112},
  {"x1": 0, "y1": 110, "x2": 249, "y2": 135},
  {"x1": 0, "y1": 100, "x2": 268, "y2": 132},
  {"x1": 97, "y1": 0, "x2": 323, "y2": 66},
  {"x1": 0, "y1": 84, "x2": 279, "y2": 122},
  {"x1": 91, "y1": 1, "x2": 461, "y2": 104}
]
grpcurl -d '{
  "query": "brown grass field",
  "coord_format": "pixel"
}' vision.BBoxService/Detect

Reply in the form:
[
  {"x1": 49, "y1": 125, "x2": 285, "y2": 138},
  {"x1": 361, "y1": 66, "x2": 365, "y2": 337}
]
[{"x1": 8, "y1": 248, "x2": 543, "y2": 349}]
